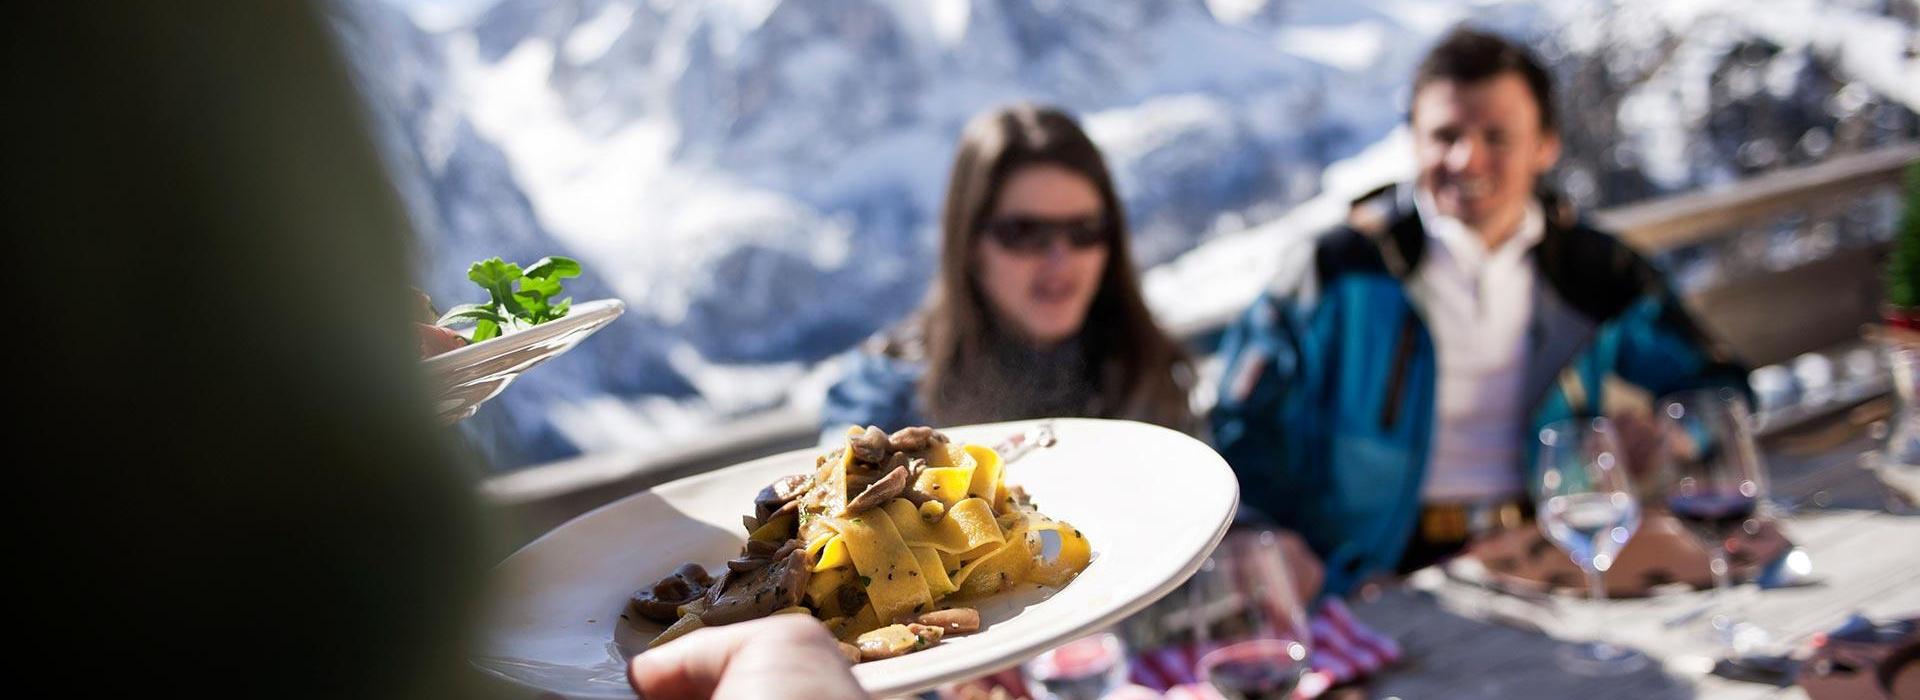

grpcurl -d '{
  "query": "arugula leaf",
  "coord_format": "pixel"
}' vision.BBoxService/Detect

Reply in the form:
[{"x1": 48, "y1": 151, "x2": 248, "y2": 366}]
[
  {"x1": 514, "y1": 276, "x2": 566, "y2": 322},
  {"x1": 437, "y1": 255, "x2": 584, "y2": 342},
  {"x1": 471, "y1": 318, "x2": 502, "y2": 342},
  {"x1": 517, "y1": 275, "x2": 562, "y2": 301},
  {"x1": 468, "y1": 258, "x2": 526, "y2": 316},
  {"x1": 436, "y1": 303, "x2": 505, "y2": 326},
  {"x1": 524, "y1": 256, "x2": 581, "y2": 281},
  {"x1": 513, "y1": 291, "x2": 550, "y2": 324},
  {"x1": 466, "y1": 257, "x2": 520, "y2": 289}
]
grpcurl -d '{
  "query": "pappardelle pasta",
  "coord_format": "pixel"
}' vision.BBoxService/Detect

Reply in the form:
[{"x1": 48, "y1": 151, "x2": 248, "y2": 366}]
[{"x1": 630, "y1": 425, "x2": 1092, "y2": 663}]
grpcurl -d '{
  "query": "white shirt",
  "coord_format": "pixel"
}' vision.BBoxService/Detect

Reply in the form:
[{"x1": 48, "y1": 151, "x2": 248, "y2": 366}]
[{"x1": 1408, "y1": 191, "x2": 1545, "y2": 503}]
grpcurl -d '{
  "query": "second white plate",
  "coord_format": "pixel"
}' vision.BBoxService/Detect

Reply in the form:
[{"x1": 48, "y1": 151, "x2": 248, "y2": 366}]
[{"x1": 423, "y1": 298, "x2": 624, "y2": 424}]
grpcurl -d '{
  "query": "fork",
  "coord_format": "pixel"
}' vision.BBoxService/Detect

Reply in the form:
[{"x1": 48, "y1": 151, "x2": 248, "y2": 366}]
[{"x1": 994, "y1": 421, "x2": 1058, "y2": 465}]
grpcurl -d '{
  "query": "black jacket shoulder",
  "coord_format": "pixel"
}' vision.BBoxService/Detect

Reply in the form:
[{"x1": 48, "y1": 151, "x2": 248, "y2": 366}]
[
  {"x1": 1532, "y1": 207, "x2": 1669, "y2": 324},
  {"x1": 1310, "y1": 184, "x2": 1424, "y2": 287}
]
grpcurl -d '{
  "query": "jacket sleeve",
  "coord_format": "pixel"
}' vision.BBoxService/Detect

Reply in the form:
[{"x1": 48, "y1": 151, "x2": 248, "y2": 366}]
[
  {"x1": 1606, "y1": 279, "x2": 1752, "y2": 403},
  {"x1": 819, "y1": 350, "x2": 926, "y2": 444},
  {"x1": 1210, "y1": 291, "x2": 1314, "y2": 528}
]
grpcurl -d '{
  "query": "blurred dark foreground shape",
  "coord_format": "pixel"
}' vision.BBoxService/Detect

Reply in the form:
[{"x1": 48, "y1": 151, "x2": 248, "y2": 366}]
[{"x1": 7, "y1": 3, "x2": 499, "y2": 698}]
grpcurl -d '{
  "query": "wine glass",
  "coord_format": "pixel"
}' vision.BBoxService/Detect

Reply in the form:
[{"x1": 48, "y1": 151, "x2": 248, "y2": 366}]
[
  {"x1": 1196, "y1": 531, "x2": 1314, "y2": 699},
  {"x1": 1198, "y1": 639, "x2": 1308, "y2": 700},
  {"x1": 1874, "y1": 346, "x2": 1920, "y2": 512},
  {"x1": 1658, "y1": 387, "x2": 1772, "y2": 654},
  {"x1": 1535, "y1": 417, "x2": 1649, "y2": 675},
  {"x1": 1022, "y1": 632, "x2": 1130, "y2": 700}
]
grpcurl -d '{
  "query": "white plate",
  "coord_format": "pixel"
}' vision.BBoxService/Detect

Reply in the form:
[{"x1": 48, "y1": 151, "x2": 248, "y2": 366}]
[
  {"x1": 472, "y1": 418, "x2": 1238, "y2": 698},
  {"x1": 423, "y1": 298, "x2": 624, "y2": 424}
]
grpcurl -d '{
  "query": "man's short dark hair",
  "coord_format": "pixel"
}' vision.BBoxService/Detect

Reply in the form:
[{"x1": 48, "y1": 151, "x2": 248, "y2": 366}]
[{"x1": 1411, "y1": 26, "x2": 1557, "y2": 132}]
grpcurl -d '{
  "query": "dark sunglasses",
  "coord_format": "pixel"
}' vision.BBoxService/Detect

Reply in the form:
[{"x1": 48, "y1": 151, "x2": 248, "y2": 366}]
[{"x1": 979, "y1": 216, "x2": 1111, "y2": 254}]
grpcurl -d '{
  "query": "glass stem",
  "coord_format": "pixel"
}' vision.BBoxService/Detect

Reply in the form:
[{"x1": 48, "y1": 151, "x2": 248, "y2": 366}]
[
  {"x1": 1709, "y1": 547, "x2": 1734, "y2": 650},
  {"x1": 1709, "y1": 548, "x2": 1732, "y2": 592},
  {"x1": 1585, "y1": 566, "x2": 1613, "y2": 653}
]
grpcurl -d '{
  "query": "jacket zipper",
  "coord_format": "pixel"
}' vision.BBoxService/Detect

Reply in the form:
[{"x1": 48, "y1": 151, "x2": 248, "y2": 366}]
[{"x1": 1379, "y1": 311, "x2": 1418, "y2": 431}]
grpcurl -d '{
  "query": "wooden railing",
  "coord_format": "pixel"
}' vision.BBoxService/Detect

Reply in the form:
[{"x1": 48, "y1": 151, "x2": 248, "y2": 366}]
[
  {"x1": 1598, "y1": 144, "x2": 1916, "y2": 253},
  {"x1": 484, "y1": 142, "x2": 1918, "y2": 547},
  {"x1": 1603, "y1": 143, "x2": 1916, "y2": 368}
]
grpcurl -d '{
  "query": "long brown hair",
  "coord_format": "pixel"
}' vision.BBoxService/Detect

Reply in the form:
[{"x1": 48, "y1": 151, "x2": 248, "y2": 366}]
[{"x1": 909, "y1": 104, "x2": 1194, "y2": 431}]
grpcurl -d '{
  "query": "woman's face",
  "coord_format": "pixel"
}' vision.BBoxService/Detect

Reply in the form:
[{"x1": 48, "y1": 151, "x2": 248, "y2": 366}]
[{"x1": 972, "y1": 164, "x2": 1111, "y2": 347}]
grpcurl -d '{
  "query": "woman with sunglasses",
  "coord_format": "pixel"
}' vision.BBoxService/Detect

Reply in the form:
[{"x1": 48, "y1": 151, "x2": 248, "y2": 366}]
[{"x1": 821, "y1": 104, "x2": 1197, "y2": 439}]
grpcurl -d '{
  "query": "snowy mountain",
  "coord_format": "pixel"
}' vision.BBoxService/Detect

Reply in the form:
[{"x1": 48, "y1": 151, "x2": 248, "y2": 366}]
[{"x1": 332, "y1": 0, "x2": 1918, "y2": 471}]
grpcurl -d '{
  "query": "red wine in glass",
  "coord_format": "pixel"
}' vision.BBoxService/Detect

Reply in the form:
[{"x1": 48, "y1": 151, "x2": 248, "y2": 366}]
[
  {"x1": 1667, "y1": 491, "x2": 1758, "y2": 546},
  {"x1": 1199, "y1": 639, "x2": 1307, "y2": 700}
]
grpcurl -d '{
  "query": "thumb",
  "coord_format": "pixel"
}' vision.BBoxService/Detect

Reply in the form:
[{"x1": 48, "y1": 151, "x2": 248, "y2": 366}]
[{"x1": 629, "y1": 625, "x2": 747, "y2": 700}]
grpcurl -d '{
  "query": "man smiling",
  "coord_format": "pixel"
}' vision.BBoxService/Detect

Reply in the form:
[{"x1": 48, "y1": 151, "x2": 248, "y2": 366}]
[{"x1": 1212, "y1": 26, "x2": 1748, "y2": 596}]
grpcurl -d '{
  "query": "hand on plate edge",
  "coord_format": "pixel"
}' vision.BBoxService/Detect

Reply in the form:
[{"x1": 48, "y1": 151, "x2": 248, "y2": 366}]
[{"x1": 630, "y1": 614, "x2": 868, "y2": 700}]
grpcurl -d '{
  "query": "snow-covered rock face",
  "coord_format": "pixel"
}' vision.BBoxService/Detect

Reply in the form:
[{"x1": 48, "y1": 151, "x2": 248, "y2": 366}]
[
  {"x1": 338, "y1": 0, "x2": 1917, "y2": 470},
  {"x1": 329, "y1": 0, "x2": 698, "y2": 469}
]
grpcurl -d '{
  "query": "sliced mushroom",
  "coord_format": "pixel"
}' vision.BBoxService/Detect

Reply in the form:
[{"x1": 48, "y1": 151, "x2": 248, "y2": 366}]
[
  {"x1": 629, "y1": 563, "x2": 715, "y2": 624},
  {"x1": 899, "y1": 458, "x2": 936, "y2": 505},
  {"x1": 845, "y1": 470, "x2": 879, "y2": 496},
  {"x1": 908, "y1": 608, "x2": 980, "y2": 634},
  {"x1": 769, "y1": 497, "x2": 802, "y2": 522},
  {"x1": 771, "y1": 539, "x2": 802, "y2": 561},
  {"x1": 888, "y1": 426, "x2": 938, "y2": 452},
  {"x1": 844, "y1": 465, "x2": 910, "y2": 514},
  {"x1": 1006, "y1": 484, "x2": 1032, "y2": 508},
  {"x1": 679, "y1": 562, "x2": 715, "y2": 588},
  {"x1": 697, "y1": 544, "x2": 814, "y2": 626},
  {"x1": 850, "y1": 425, "x2": 891, "y2": 464},
  {"x1": 725, "y1": 557, "x2": 770, "y2": 573},
  {"x1": 754, "y1": 474, "x2": 812, "y2": 521},
  {"x1": 855, "y1": 623, "x2": 945, "y2": 661}
]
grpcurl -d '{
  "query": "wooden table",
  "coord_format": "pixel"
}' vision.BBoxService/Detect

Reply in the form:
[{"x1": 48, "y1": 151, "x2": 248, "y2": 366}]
[{"x1": 1345, "y1": 431, "x2": 1920, "y2": 699}]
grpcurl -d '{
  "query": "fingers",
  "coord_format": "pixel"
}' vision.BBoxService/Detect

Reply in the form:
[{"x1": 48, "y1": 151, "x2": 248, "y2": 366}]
[
  {"x1": 1276, "y1": 529, "x2": 1325, "y2": 602},
  {"x1": 630, "y1": 615, "x2": 867, "y2": 700},
  {"x1": 1609, "y1": 411, "x2": 1665, "y2": 477},
  {"x1": 629, "y1": 621, "x2": 750, "y2": 700}
]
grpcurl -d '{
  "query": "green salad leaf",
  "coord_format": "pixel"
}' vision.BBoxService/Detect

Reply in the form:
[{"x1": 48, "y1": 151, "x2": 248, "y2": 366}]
[{"x1": 435, "y1": 256, "x2": 583, "y2": 342}]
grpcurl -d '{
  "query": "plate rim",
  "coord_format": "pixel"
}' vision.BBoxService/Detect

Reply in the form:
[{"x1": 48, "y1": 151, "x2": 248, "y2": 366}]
[
  {"x1": 475, "y1": 417, "x2": 1239, "y2": 698},
  {"x1": 422, "y1": 297, "x2": 625, "y2": 374},
  {"x1": 856, "y1": 422, "x2": 1238, "y2": 695}
]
